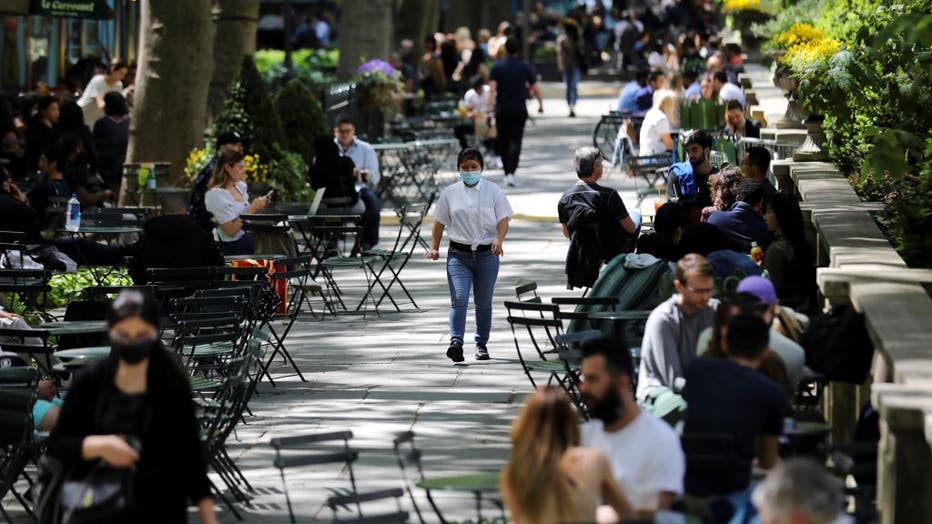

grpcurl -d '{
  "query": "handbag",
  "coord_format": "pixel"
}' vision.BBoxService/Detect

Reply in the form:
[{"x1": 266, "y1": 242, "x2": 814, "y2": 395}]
[{"x1": 59, "y1": 461, "x2": 136, "y2": 524}]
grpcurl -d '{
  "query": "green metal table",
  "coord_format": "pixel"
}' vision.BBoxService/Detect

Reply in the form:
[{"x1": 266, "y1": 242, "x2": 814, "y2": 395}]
[
  {"x1": 416, "y1": 471, "x2": 501, "y2": 523},
  {"x1": 38, "y1": 320, "x2": 109, "y2": 336},
  {"x1": 56, "y1": 345, "x2": 110, "y2": 367}
]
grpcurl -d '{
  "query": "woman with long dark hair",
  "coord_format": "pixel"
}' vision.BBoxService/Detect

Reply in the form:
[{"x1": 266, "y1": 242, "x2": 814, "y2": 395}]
[
  {"x1": 501, "y1": 387, "x2": 632, "y2": 524},
  {"x1": 763, "y1": 193, "x2": 814, "y2": 309},
  {"x1": 48, "y1": 290, "x2": 217, "y2": 523}
]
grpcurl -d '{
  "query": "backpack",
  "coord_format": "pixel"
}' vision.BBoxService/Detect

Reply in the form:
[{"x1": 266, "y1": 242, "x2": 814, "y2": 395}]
[
  {"x1": 187, "y1": 161, "x2": 215, "y2": 233},
  {"x1": 668, "y1": 160, "x2": 696, "y2": 198},
  {"x1": 800, "y1": 305, "x2": 875, "y2": 383}
]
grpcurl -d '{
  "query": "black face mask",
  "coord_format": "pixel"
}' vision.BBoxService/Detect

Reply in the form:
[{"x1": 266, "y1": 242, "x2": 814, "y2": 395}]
[
  {"x1": 584, "y1": 383, "x2": 624, "y2": 426},
  {"x1": 111, "y1": 338, "x2": 156, "y2": 364}
]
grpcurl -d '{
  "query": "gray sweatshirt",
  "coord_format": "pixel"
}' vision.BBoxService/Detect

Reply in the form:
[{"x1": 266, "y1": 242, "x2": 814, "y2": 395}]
[{"x1": 636, "y1": 295, "x2": 719, "y2": 402}]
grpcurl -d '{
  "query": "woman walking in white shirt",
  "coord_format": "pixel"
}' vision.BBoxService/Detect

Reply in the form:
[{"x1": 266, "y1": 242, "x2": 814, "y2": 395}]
[
  {"x1": 77, "y1": 60, "x2": 129, "y2": 126},
  {"x1": 204, "y1": 150, "x2": 272, "y2": 256},
  {"x1": 427, "y1": 148, "x2": 513, "y2": 362}
]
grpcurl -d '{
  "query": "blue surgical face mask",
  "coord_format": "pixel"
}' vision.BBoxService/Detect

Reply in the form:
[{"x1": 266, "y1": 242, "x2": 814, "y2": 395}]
[{"x1": 459, "y1": 170, "x2": 481, "y2": 185}]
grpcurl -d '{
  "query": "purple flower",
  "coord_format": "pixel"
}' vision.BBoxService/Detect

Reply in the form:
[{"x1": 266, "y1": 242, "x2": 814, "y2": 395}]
[{"x1": 356, "y1": 59, "x2": 396, "y2": 77}]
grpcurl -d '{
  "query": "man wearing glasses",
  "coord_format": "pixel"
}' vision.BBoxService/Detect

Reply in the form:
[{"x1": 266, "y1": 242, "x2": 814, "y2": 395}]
[
  {"x1": 333, "y1": 114, "x2": 382, "y2": 249},
  {"x1": 636, "y1": 254, "x2": 719, "y2": 403}
]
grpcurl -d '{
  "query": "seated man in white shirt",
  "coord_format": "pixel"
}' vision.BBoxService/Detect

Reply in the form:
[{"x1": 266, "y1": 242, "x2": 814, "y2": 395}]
[
  {"x1": 580, "y1": 337, "x2": 685, "y2": 517},
  {"x1": 453, "y1": 76, "x2": 495, "y2": 149},
  {"x1": 334, "y1": 114, "x2": 382, "y2": 249},
  {"x1": 712, "y1": 71, "x2": 747, "y2": 109}
]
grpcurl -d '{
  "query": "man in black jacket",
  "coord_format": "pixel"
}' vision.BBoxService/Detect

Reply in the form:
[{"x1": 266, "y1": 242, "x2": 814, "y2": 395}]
[
  {"x1": 127, "y1": 200, "x2": 224, "y2": 284},
  {"x1": 557, "y1": 147, "x2": 640, "y2": 288}
]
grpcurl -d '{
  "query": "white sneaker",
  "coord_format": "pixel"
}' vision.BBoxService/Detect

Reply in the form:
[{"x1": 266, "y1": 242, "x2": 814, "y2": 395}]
[
  {"x1": 493, "y1": 157, "x2": 504, "y2": 169},
  {"x1": 504, "y1": 173, "x2": 516, "y2": 187}
]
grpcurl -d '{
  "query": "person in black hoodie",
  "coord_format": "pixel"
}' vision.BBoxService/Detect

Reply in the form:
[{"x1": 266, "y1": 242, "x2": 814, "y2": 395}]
[
  {"x1": 307, "y1": 135, "x2": 364, "y2": 213},
  {"x1": 47, "y1": 290, "x2": 217, "y2": 524},
  {"x1": 126, "y1": 199, "x2": 224, "y2": 284}
]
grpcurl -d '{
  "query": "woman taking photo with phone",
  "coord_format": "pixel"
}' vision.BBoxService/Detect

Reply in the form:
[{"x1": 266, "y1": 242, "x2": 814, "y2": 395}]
[
  {"x1": 427, "y1": 148, "x2": 513, "y2": 362},
  {"x1": 204, "y1": 149, "x2": 272, "y2": 256}
]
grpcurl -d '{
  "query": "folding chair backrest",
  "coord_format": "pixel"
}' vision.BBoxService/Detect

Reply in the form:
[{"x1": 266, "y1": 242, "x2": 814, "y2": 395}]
[
  {"x1": 147, "y1": 266, "x2": 219, "y2": 283},
  {"x1": 514, "y1": 281, "x2": 541, "y2": 303},
  {"x1": 391, "y1": 430, "x2": 428, "y2": 522},
  {"x1": 0, "y1": 328, "x2": 53, "y2": 360},
  {"x1": 0, "y1": 367, "x2": 38, "y2": 390},
  {"x1": 0, "y1": 389, "x2": 34, "y2": 446},
  {"x1": 172, "y1": 295, "x2": 244, "y2": 315},
  {"x1": 83, "y1": 207, "x2": 151, "y2": 227},
  {"x1": 84, "y1": 285, "x2": 155, "y2": 302},
  {"x1": 503, "y1": 300, "x2": 562, "y2": 360},
  {"x1": 270, "y1": 256, "x2": 312, "y2": 318},
  {"x1": 216, "y1": 266, "x2": 269, "y2": 281},
  {"x1": 270, "y1": 430, "x2": 358, "y2": 477}
]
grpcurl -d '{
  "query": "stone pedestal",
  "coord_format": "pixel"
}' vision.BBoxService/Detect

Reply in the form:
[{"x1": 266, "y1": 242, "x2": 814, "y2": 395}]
[
  {"x1": 873, "y1": 385, "x2": 932, "y2": 524},
  {"x1": 794, "y1": 116, "x2": 830, "y2": 162}
]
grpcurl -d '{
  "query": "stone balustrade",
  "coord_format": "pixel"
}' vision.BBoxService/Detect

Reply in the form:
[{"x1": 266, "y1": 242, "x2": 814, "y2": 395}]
[{"x1": 744, "y1": 69, "x2": 932, "y2": 524}]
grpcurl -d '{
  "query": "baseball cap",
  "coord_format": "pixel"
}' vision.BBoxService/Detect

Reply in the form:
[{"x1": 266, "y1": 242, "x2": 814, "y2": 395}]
[
  {"x1": 736, "y1": 276, "x2": 777, "y2": 306},
  {"x1": 216, "y1": 130, "x2": 242, "y2": 147}
]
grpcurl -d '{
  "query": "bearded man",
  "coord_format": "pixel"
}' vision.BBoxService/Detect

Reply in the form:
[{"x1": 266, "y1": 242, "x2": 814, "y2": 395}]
[{"x1": 579, "y1": 337, "x2": 685, "y2": 515}]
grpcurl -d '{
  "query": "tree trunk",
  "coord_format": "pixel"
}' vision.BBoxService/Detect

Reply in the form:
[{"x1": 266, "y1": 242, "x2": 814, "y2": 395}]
[
  {"x1": 207, "y1": 0, "x2": 259, "y2": 122},
  {"x1": 394, "y1": 0, "x2": 440, "y2": 48},
  {"x1": 337, "y1": 0, "x2": 394, "y2": 81},
  {"x1": 126, "y1": 0, "x2": 213, "y2": 198}
]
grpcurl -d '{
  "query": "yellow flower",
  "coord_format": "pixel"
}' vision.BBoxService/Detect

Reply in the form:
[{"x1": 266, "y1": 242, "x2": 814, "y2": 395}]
[
  {"x1": 723, "y1": 0, "x2": 763, "y2": 12},
  {"x1": 775, "y1": 23, "x2": 827, "y2": 50},
  {"x1": 783, "y1": 37, "x2": 841, "y2": 68}
]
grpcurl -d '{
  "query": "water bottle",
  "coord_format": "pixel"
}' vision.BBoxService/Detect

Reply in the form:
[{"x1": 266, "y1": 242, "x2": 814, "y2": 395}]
[
  {"x1": 146, "y1": 168, "x2": 157, "y2": 190},
  {"x1": 750, "y1": 241, "x2": 764, "y2": 264},
  {"x1": 65, "y1": 194, "x2": 81, "y2": 232}
]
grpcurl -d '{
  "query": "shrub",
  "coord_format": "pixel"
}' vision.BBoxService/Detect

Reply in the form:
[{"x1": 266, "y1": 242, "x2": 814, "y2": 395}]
[
  {"x1": 266, "y1": 147, "x2": 312, "y2": 201},
  {"x1": 275, "y1": 79, "x2": 328, "y2": 167},
  {"x1": 790, "y1": 6, "x2": 932, "y2": 266}
]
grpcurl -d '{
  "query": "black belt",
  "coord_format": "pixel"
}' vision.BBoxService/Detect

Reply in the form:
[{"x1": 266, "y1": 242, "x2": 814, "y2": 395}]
[{"x1": 449, "y1": 241, "x2": 492, "y2": 252}]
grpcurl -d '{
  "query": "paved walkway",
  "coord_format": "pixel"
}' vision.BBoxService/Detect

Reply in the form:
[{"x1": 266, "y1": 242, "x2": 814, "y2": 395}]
[
  {"x1": 5, "y1": 69, "x2": 790, "y2": 522},
  {"x1": 213, "y1": 87, "x2": 650, "y2": 523}
]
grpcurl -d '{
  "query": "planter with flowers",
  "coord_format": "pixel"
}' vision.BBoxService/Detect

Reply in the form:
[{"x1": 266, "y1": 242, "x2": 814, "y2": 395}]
[
  {"x1": 351, "y1": 59, "x2": 403, "y2": 141},
  {"x1": 770, "y1": 23, "x2": 842, "y2": 160},
  {"x1": 768, "y1": 23, "x2": 836, "y2": 129},
  {"x1": 722, "y1": 0, "x2": 774, "y2": 48}
]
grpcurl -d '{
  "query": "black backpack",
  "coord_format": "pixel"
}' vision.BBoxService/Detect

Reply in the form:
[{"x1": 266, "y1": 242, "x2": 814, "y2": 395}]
[
  {"x1": 187, "y1": 162, "x2": 215, "y2": 233},
  {"x1": 800, "y1": 305, "x2": 874, "y2": 383}
]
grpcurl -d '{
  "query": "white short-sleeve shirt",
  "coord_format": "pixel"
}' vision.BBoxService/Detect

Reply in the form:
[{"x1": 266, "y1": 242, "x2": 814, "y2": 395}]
[
  {"x1": 77, "y1": 74, "x2": 123, "y2": 125},
  {"x1": 718, "y1": 82, "x2": 747, "y2": 109},
  {"x1": 204, "y1": 181, "x2": 249, "y2": 242},
  {"x1": 463, "y1": 86, "x2": 490, "y2": 114},
  {"x1": 580, "y1": 412, "x2": 685, "y2": 506},
  {"x1": 433, "y1": 178, "x2": 513, "y2": 248},
  {"x1": 639, "y1": 108, "x2": 672, "y2": 157}
]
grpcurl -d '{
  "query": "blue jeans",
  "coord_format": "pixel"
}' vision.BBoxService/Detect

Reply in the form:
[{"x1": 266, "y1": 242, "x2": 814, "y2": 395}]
[
  {"x1": 219, "y1": 231, "x2": 255, "y2": 256},
  {"x1": 564, "y1": 66, "x2": 581, "y2": 107},
  {"x1": 358, "y1": 187, "x2": 382, "y2": 247},
  {"x1": 446, "y1": 249, "x2": 500, "y2": 346}
]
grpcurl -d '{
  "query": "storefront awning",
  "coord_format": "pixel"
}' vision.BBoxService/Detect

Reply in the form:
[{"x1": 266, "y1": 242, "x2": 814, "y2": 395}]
[{"x1": 29, "y1": 0, "x2": 114, "y2": 20}]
